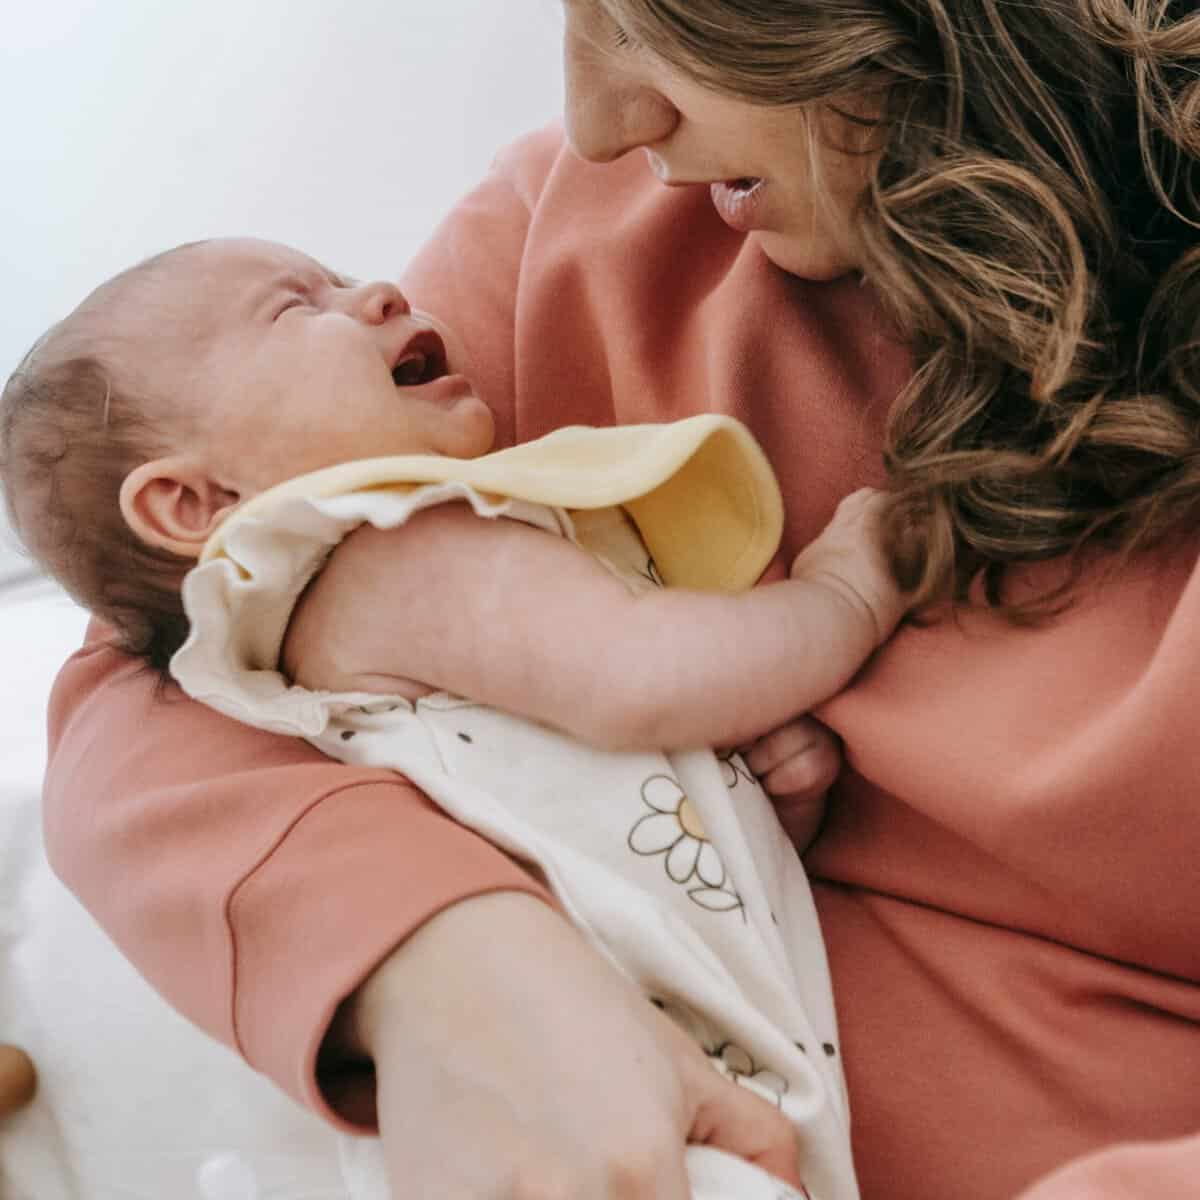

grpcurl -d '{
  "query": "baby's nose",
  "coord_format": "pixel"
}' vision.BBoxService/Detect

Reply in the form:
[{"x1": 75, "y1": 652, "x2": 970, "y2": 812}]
[{"x1": 356, "y1": 280, "x2": 411, "y2": 323}]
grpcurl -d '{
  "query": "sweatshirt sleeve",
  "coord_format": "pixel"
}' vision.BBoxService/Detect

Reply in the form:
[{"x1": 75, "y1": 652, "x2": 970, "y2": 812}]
[{"x1": 40, "y1": 128, "x2": 565, "y2": 1130}]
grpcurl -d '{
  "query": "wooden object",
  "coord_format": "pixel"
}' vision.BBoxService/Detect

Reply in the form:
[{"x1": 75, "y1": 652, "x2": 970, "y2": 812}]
[{"x1": 0, "y1": 1045, "x2": 36, "y2": 1118}]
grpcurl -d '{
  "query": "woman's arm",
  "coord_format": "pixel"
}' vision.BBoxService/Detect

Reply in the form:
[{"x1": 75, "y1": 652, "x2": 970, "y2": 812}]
[
  {"x1": 43, "y1": 629, "x2": 552, "y2": 1126},
  {"x1": 284, "y1": 490, "x2": 904, "y2": 752}
]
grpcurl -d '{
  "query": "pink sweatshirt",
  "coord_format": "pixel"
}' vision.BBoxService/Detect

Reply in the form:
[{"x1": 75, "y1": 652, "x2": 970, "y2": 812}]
[{"x1": 43, "y1": 125, "x2": 1200, "y2": 1200}]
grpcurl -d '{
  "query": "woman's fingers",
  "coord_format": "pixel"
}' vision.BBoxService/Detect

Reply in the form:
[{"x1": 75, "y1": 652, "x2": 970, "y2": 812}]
[{"x1": 679, "y1": 1028, "x2": 804, "y2": 1189}]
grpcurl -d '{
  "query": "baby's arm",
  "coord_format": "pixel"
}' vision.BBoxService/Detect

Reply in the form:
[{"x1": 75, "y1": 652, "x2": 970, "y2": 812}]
[{"x1": 283, "y1": 490, "x2": 904, "y2": 752}]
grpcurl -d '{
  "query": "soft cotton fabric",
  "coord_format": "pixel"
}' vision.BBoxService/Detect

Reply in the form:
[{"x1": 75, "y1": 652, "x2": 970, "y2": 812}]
[
  {"x1": 171, "y1": 445, "x2": 854, "y2": 1199},
  {"x1": 43, "y1": 124, "x2": 1200, "y2": 1200}
]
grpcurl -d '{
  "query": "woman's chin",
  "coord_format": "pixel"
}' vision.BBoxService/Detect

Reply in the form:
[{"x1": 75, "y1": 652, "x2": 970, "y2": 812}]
[{"x1": 754, "y1": 231, "x2": 861, "y2": 282}]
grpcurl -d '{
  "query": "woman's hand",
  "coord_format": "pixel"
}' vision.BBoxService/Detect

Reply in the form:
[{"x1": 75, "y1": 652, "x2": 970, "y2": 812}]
[
  {"x1": 350, "y1": 892, "x2": 804, "y2": 1199},
  {"x1": 742, "y1": 716, "x2": 840, "y2": 850}
]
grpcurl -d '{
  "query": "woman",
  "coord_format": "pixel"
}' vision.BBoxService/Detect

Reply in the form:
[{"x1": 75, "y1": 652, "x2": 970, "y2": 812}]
[{"x1": 42, "y1": 1, "x2": 1200, "y2": 1198}]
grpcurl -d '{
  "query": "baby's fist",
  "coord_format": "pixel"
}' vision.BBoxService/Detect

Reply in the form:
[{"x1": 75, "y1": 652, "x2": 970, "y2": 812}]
[{"x1": 790, "y1": 488, "x2": 905, "y2": 644}]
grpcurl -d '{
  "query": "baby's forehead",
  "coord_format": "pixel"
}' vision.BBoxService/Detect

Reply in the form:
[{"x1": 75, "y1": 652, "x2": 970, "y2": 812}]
[
  {"x1": 65, "y1": 238, "x2": 348, "y2": 372},
  {"x1": 75, "y1": 261, "x2": 203, "y2": 349},
  {"x1": 124, "y1": 239, "x2": 334, "y2": 304},
  {"x1": 99, "y1": 240, "x2": 310, "y2": 330},
  {"x1": 190, "y1": 237, "x2": 342, "y2": 290}
]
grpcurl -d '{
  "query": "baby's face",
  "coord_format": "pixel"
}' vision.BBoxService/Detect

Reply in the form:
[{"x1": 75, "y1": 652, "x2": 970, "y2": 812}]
[{"x1": 123, "y1": 238, "x2": 495, "y2": 493}]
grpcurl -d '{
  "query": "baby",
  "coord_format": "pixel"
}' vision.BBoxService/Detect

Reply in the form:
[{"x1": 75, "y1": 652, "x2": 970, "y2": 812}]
[{"x1": 1, "y1": 238, "x2": 906, "y2": 1200}]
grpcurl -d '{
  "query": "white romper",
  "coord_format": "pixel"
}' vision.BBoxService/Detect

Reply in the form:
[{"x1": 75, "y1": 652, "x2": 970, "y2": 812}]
[{"x1": 172, "y1": 417, "x2": 859, "y2": 1200}]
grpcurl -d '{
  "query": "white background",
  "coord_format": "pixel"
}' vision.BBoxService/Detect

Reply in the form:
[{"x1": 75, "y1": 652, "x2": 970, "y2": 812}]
[
  {"x1": 0, "y1": 16, "x2": 562, "y2": 1196},
  {"x1": 0, "y1": 0, "x2": 565, "y2": 576}
]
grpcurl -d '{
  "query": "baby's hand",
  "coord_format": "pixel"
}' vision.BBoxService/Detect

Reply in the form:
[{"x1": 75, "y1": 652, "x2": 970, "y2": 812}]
[
  {"x1": 743, "y1": 715, "x2": 840, "y2": 850},
  {"x1": 789, "y1": 488, "x2": 906, "y2": 645}
]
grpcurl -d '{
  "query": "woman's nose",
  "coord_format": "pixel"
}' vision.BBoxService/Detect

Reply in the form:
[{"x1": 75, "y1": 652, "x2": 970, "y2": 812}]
[
  {"x1": 563, "y1": 42, "x2": 679, "y2": 163},
  {"x1": 352, "y1": 280, "x2": 411, "y2": 324}
]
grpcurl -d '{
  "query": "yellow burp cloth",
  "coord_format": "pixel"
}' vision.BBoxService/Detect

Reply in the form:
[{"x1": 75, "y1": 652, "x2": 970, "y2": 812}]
[{"x1": 202, "y1": 415, "x2": 784, "y2": 593}]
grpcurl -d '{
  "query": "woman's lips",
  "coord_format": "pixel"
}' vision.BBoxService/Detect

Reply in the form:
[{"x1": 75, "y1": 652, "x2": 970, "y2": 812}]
[{"x1": 709, "y1": 178, "x2": 767, "y2": 232}]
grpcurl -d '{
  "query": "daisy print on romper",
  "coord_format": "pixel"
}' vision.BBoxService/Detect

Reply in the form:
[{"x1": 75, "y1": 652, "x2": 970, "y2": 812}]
[{"x1": 627, "y1": 774, "x2": 744, "y2": 914}]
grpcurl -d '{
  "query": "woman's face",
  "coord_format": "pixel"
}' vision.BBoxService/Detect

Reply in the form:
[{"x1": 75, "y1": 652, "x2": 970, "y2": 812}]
[{"x1": 561, "y1": 1, "x2": 879, "y2": 281}]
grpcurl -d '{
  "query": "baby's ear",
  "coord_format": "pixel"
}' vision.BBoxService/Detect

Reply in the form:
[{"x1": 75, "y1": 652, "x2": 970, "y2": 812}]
[{"x1": 119, "y1": 458, "x2": 241, "y2": 558}]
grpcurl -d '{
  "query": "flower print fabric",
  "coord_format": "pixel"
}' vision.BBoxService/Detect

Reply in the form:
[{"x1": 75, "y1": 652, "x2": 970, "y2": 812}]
[
  {"x1": 630, "y1": 773, "x2": 746, "y2": 913},
  {"x1": 173, "y1": 471, "x2": 857, "y2": 1200}
]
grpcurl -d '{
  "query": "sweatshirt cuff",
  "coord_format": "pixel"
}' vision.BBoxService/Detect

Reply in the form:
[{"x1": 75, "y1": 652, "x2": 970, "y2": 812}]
[{"x1": 225, "y1": 779, "x2": 550, "y2": 1131}]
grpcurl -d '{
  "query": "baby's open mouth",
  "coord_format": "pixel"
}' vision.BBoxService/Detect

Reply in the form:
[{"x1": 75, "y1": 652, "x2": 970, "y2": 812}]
[{"x1": 391, "y1": 329, "x2": 449, "y2": 387}]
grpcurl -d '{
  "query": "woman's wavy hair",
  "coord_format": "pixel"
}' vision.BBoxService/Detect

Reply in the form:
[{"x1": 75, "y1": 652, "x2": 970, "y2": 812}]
[{"x1": 600, "y1": 0, "x2": 1200, "y2": 615}]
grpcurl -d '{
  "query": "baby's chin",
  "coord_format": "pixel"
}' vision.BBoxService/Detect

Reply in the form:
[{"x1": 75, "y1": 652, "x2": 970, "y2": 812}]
[{"x1": 442, "y1": 391, "x2": 496, "y2": 460}]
